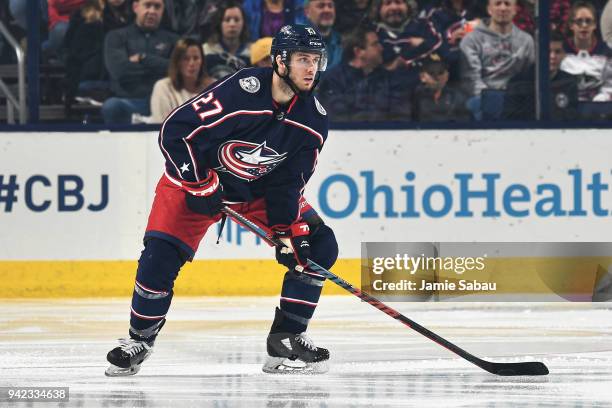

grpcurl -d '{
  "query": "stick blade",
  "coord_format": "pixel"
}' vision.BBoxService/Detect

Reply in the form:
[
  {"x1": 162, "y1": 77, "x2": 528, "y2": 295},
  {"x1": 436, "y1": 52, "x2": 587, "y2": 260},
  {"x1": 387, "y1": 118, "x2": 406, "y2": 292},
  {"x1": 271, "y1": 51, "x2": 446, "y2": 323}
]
[{"x1": 486, "y1": 361, "x2": 549, "y2": 376}]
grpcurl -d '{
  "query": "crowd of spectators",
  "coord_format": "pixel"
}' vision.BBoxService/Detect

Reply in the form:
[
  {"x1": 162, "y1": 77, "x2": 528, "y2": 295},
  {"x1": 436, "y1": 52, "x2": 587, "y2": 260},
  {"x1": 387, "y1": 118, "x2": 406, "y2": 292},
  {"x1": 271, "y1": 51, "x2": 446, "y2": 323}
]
[{"x1": 2, "y1": 0, "x2": 612, "y2": 123}]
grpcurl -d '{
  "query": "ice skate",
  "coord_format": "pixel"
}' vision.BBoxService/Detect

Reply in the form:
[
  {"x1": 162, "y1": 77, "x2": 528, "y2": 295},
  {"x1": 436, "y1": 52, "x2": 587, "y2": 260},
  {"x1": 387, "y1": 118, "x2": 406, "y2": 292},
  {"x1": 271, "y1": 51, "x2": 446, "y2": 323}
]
[
  {"x1": 263, "y1": 307, "x2": 330, "y2": 374},
  {"x1": 105, "y1": 321, "x2": 164, "y2": 377},
  {"x1": 105, "y1": 337, "x2": 154, "y2": 377},
  {"x1": 263, "y1": 331, "x2": 330, "y2": 374}
]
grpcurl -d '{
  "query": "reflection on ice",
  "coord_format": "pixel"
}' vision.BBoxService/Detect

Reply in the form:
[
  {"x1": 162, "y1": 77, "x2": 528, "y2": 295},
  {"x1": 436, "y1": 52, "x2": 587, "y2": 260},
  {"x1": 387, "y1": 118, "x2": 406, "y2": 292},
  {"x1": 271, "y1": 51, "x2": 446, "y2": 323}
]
[{"x1": 0, "y1": 298, "x2": 610, "y2": 407}]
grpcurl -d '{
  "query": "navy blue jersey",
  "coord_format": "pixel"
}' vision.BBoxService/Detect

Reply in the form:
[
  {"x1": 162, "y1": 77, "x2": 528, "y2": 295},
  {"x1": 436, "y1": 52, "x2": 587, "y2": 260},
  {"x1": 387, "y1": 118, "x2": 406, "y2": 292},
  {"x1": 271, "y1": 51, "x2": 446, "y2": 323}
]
[{"x1": 158, "y1": 67, "x2": 329, "y2": 229}]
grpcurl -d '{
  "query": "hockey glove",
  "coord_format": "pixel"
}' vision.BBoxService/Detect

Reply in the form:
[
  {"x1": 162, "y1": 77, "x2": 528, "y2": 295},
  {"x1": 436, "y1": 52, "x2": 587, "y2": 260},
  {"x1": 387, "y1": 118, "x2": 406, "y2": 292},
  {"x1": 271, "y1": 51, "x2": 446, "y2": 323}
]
[
  {"x1": 183, "y1": 169, "x2": 224, "y2": 217},
  {"x1": 273, "y1": 222, "x2": 311, "y2": 271}
]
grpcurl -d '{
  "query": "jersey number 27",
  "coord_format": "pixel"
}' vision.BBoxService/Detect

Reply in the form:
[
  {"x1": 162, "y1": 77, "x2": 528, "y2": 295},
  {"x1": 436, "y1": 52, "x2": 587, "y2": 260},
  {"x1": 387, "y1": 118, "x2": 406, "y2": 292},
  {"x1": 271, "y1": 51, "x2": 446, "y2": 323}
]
[{"x1": 192, "y1": 92, "x2": 223, "y2": 121}]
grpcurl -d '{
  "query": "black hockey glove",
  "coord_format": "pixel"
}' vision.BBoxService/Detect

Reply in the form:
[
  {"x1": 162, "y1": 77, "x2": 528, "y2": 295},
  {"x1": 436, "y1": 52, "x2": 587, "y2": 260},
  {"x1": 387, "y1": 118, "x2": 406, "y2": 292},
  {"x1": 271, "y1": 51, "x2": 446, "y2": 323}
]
[
  {"x1": 183, "y1": 169, "x2": 224, "y2": 217},
  {"x1": 273, "y1": 222, "x2": 311, "y2": 271}
]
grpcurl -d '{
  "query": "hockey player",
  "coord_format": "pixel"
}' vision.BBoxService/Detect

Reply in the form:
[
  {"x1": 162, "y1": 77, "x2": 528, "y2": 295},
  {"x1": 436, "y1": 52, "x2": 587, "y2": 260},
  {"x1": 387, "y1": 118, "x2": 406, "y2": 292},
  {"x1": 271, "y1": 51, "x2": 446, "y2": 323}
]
[{"x1": 105, "y1": 24, "x2": 338, "y2": 376}]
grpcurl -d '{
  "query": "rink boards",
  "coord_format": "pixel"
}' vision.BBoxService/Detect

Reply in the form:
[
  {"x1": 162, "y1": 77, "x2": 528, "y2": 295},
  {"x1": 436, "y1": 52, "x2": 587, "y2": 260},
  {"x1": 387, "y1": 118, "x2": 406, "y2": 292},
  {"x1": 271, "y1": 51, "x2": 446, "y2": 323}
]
[{"x1": 2, "y1": 129, "x2": 612, "y2": 297}]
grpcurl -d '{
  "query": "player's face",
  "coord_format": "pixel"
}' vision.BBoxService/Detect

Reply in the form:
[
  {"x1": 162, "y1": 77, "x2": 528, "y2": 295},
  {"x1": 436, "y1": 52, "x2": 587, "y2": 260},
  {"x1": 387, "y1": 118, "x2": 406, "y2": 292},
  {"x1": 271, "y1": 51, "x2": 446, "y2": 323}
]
[
  {"x1": 305, "y1": 0, "x2": 336, "y2": 31},
  {"x1": 180, "y1": 46, "x2": 203, "y2": 83},
  {"x1": 380, "y1": 0, "x2": 409, "y2": 28},
  {"x1": 288, "y1": 52, "x2": 321, "y2": 91},
  {"x1": 221, "y1": 7, "x2": 244, "y2": 41},
  {"x1": 549, "y1": 41, "x2": 565, "y2": 73},
  {"x1": 487, "y1": 0, "x2": 516, "y2": 25},
  {"x1": 133, "y1": 0, "x2": 164, "y2": 30},
  {"x1": 571, "y1": 8, "x2": 596, "y2": 41}
]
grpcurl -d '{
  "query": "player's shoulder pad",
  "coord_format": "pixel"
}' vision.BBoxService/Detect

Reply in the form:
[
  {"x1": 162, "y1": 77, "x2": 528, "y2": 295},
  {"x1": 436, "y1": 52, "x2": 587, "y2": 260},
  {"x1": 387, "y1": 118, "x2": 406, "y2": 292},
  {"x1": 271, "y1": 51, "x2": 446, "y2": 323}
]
[
  {"x1": 231, "y1": 67, "x2": 270, "y2": 95},
  {"x1": 204, "y1": 67, "x2": 269, "y2": 102}
]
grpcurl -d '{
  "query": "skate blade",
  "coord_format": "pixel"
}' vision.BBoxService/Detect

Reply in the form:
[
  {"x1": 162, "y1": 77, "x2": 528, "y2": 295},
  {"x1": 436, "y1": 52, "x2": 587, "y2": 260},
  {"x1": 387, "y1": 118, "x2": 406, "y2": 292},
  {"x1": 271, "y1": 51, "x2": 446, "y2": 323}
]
[
  {"x1": 105, "y1": 363, "x2": 142, "y2": 377},
  {"x1": 262, "y1": 357, "x2": 329, "y2": 374}
]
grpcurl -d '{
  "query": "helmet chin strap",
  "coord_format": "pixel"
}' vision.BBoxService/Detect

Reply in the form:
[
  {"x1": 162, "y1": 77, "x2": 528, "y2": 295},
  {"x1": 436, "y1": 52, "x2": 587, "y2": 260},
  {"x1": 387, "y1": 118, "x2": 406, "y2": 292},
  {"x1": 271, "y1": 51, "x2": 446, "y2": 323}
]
[{"x1": 273, "y1": 60, "x2": 320, "y2": 99}]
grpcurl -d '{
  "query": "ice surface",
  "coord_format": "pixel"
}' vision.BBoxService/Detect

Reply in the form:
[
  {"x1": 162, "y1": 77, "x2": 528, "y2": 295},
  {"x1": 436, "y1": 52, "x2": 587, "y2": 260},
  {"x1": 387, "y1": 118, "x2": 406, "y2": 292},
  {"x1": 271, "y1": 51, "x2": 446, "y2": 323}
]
[{"x1": 1, "y1": 297, "x2": 611, "y2": 407}]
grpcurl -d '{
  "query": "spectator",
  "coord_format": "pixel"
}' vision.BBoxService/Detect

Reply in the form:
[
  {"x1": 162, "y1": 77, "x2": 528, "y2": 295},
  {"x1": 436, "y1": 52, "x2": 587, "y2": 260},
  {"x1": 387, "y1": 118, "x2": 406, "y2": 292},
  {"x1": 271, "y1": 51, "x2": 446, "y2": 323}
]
[
  {"x1": 150, "y1": 38, "x2": 215, "y2": 123},
  {"x1": 372, "y1": 0, "x2": 442, "y2": 88},
  {"x1": 561, "y1": 1, "x2": 611, "y2": 101},
  {"x1": 102, "y1": 0, "x2": 179, "y2": 124},
  {"x1": 460, "y1": 0, "x2": 534, "y2": 120},
  {"x1": 318, "y1": 25, "x2": 412, "y2": 121},
  {"x1": 203, "y1": 1, "x2": 252, "y2": 80},
  {"x1": 242, "y1": 0, "x2": 306, "y2": 40},
  {"x1": 412, "y1": 54, "x2": 470, "y2": 121},
  {"x1": 303, "y1": 0, "x2": 342, "y2": 69},
  {"x1": 335, "y1": 0, "x2": 372, "y2": 35},
  {"x1": 503, "y1": 31, "x2": 578, "y2": 120},
  {"x1": 64, "y1": 0, "x2": 131, "y2": 103},
  {"x1": 45, "y1": 0, "x2": 85, "y2": 57},
  {"x1": 250, "y1": 36, "x2": 273, "y2": 67},
  {"x1": 428, "y1": 0, "x2": 481, "y2": 82}
]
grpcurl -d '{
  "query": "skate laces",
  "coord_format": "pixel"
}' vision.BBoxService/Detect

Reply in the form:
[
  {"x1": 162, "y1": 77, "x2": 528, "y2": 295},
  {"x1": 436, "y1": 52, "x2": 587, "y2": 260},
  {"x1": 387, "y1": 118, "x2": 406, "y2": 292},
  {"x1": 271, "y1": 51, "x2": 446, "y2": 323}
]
[
  {"x1": 295, "y1": 333, "x2": 316, "y2": 351},
  {"x1": 117, "y1": 338, "x2": 150, "y2": 357}
]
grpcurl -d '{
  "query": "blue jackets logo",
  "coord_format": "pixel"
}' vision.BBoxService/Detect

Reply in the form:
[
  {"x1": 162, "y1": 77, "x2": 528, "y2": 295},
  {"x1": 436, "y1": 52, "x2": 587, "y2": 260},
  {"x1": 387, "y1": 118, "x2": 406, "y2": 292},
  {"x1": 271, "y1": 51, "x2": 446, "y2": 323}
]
[{"x1": 216, "y1": 140, "x2": 288, "y2": 181}]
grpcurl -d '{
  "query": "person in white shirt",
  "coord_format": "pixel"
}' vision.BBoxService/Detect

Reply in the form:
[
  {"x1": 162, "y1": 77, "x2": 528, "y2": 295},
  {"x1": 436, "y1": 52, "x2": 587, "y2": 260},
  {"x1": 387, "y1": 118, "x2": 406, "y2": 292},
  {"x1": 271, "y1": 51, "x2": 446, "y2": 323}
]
[
  {"x1": 561, "y1": 1, "x2": 611, "y2": 101},
  {"x1": 150, "y1": 37, "x2": 215, "y2": 123}
]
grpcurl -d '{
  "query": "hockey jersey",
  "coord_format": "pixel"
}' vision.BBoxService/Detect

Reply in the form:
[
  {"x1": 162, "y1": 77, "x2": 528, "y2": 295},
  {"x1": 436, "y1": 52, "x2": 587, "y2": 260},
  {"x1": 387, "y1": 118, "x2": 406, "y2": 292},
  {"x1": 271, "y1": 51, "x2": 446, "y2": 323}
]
[{"x1": 158, "y1": 67, "x2": 329, "y2": 229}]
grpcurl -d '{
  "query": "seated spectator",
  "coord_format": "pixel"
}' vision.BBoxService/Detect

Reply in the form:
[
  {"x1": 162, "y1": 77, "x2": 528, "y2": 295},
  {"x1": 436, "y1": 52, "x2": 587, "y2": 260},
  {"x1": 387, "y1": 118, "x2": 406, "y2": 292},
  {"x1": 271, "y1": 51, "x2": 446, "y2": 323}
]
[
  {"x1": 45, "y1": 0, "x2": 86, "y2": 57},
  {"x1": 102, "y1": 0, "x2": 179, "y2": 124},
  {"x1": 428, "y1": 0, "x2": 481, "y2": 82},
  {"x1": 203, "y1": 0, "x2": 252, "y2": 80},
  {"x1": 460, "y1": 0, "x2": 534, "y2": 120},
  {"x1": 243, "y1": 0, "x2": 306, "y2": 41},
  {"x1": 250, "y1": 36, "x2": 273, "y2": 67},
  {"x1": 335, "y1": 0, "x2": 372, "y2": 35},
  {"x1": 503, "y1": 31, "x2": 578, "y2": 120},
  {"x1": 561, "y1": 1, "x2": 611, "y2": 101},
  {"x1": 412, "y1": 54, "x2": 470, "y2": 121},
  {"x1": 150, "y1": 38, "x2": 214, "y2": 122},
  {"x1": 64, "y1": 0, "x2": 131, "y2": 103},
  {"x1": 373, "y1": 0, "x2": 442, "y2": 88},
  {"x1": 318, "y1": 25, "x2": 412, "y2": 121},
  {"x1": 304, "y1": 0, "x2": 342, "y2": 69}
]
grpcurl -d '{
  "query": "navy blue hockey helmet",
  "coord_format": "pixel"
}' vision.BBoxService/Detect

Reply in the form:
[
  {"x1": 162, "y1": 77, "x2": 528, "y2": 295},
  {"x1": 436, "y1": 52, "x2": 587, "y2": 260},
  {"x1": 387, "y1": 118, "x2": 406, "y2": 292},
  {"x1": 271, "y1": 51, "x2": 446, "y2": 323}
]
[{"x1": 271, "y1": 24, "x2": 328, "y2": 72}]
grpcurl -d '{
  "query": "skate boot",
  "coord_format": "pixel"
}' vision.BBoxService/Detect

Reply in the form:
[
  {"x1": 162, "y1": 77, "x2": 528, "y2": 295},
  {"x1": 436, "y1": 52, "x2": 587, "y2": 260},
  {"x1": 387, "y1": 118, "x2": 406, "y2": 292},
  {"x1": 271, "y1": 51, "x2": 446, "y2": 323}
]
[
  {"x1": 105, "y1": 320, "x2": 164, "y2": 377},
  {"x1": 263, "y1": 308, "x2": 329, "y2": 374}
]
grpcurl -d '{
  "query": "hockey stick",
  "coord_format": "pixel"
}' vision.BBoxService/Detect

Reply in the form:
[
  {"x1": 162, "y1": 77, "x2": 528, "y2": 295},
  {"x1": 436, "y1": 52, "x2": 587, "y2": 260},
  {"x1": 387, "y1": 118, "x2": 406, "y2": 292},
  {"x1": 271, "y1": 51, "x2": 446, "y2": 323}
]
[{"x1": 221, "y1": 206, "x2": 549, "y2": 376}]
